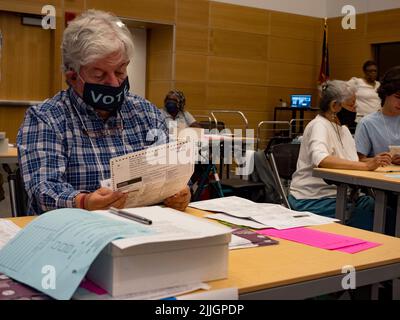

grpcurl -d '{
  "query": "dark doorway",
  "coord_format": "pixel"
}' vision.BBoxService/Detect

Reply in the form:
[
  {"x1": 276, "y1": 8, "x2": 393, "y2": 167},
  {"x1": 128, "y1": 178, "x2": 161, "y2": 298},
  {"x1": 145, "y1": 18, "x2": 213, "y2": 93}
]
[{"x1": 373, "y1": 42, "x2": 400, "y2": 79}]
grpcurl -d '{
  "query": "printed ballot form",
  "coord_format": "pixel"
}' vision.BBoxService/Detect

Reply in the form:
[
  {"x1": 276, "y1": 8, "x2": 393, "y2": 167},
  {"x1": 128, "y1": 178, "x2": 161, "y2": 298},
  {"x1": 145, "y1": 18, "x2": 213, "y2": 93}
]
[{"x1": 110, "y1": 141, "x2": 195, "y2": 208}]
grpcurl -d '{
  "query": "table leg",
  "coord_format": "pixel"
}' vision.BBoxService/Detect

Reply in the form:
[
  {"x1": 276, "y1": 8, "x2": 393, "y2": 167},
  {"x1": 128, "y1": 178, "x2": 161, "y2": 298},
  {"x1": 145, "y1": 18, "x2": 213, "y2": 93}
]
[
  {"x1": 336, "y1": 184, "x2": 347, "y2": 223},
  {"x1": 393, "y1": 279, "x2": 400, "y2": 300},
  {"x1": 371, "y1": 284, "x2": 380, "y2": 300},
  {"x1": 373, "y1": 190, "x2": 387, "y2": 234},
  {"x1": 396, "y1": 194, "x2": 400, "y2": 237}
]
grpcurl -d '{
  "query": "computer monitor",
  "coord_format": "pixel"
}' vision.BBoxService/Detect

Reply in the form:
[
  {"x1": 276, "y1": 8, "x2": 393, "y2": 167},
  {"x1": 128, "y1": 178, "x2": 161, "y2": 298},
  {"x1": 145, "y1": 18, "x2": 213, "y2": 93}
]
[{"x1": 290, "y1": 94, "x2": 312, "y2": 109}]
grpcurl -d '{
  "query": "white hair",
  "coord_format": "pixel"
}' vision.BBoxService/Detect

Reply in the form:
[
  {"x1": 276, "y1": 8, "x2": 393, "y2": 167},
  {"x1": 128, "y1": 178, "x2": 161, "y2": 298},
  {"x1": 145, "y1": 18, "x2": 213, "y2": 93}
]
[
  {"x1": 61, "y1": 10, "x2": 134, "y2": 72},
  {"x1": 319, "y1": 80, "x2": 356, "y2": 112}
]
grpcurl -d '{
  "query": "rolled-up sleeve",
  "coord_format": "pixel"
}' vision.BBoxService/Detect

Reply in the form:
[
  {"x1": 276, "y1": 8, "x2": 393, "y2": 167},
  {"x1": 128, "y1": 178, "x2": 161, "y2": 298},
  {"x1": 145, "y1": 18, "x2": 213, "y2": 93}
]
[
  {"x1": 17, "y1": 108, "x2": 79, "y2": 214},
  {"x1": 307, "y1": 122, "x2": 331, "y2": 167}
]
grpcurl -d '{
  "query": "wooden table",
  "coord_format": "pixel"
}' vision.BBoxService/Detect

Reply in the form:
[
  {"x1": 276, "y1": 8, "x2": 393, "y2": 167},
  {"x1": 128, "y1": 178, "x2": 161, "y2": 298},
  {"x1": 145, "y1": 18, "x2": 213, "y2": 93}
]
[
  {"x1": 8, "y1": 208, "x2": 400, "y2": 300},
  {"x1": 313, "y1": 166, "x2": 400, "y2": 237}
]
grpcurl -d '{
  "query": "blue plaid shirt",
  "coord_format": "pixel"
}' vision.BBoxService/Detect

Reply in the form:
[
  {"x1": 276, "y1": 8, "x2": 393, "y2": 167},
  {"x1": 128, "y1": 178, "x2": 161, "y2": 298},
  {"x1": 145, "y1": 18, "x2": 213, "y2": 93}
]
[{"x1": 17, "y1": 88, "x2": 168, "y2": 214}]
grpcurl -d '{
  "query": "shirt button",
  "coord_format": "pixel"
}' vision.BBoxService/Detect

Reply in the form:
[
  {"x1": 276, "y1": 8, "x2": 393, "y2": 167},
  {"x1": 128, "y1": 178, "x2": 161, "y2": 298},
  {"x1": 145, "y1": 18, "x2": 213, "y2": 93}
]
[{"x1": 111, "y1": 147, "x2": 116, "y2": 153}]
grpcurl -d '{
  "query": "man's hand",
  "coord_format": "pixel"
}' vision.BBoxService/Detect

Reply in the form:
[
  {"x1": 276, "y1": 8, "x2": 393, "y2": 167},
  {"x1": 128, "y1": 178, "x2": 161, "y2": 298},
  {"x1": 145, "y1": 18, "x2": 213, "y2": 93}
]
[
  {"x1": 163, "y1": 186, "x2": 191, "y2": 211},
  {"x1": 392, "y1": 154, "x2": 400, "y2": 165},
  {"x1": 78, "y1": 187, "x2": 127, "y2": 211}
]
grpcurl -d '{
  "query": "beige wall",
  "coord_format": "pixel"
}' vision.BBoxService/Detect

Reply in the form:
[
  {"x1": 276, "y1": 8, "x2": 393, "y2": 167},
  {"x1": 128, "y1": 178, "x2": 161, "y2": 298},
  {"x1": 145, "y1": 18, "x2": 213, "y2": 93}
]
[
  {"x1": 328, "y1": 8, "x2": 400, "y2": 81},
  {"x1": 0, "y1": 0, "x2": 324, "y2": 141}
]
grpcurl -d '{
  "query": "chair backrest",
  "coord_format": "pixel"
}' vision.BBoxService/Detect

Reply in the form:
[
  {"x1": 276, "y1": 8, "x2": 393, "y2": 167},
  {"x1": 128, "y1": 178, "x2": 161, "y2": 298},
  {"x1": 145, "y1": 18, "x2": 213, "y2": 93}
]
[
  {"x1": 198, "y1": 120, "x2": 225, "y2": 131},
  {"x1": 264, "y1": 136, "x2": 293, "y2": 155},
  {"x1": 210, "y1": 110, "x2": 248, "y2": 132},
  {"x1": 256, "y1": 120, "x2": 290, "y2": 150},
  {"x1": 7, "y1": 167, "x2": 29, "y2": 217},
  {"x1": 269, "y1": 143, "x2": 300, "y2": 180},
  {"x1": 194, "y1": 115, "x2": 212, "y2": 130},
  {"x1": 267, "y1": 143, "x2": 301, "y2": 208}
]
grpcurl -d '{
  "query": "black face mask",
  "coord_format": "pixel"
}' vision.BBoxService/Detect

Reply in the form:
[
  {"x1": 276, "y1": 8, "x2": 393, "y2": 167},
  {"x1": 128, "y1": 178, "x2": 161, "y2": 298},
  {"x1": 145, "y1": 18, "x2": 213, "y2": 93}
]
[
  {"x1": 165, "y1": 101, "x2": 179, "y2": 116},
  {"x1": 82, "y1": 77, "x2": 130, "y2": 113}
]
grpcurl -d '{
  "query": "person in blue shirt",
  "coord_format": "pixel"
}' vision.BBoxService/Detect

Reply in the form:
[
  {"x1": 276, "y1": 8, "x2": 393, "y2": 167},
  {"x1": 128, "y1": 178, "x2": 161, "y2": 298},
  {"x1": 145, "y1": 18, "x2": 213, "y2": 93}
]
[
  {"x1": 17, "y1": 10, "x2": 190, "y2": 214},
  {"x1": 355, "y1": 66, "x2": 400, "y2": 163}
]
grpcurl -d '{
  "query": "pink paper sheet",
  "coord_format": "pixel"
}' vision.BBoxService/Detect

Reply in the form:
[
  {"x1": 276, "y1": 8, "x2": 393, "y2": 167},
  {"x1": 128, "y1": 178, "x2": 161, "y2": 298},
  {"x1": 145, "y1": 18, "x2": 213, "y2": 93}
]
[
  {"x1": 257, "y1": 227, "x2": 381, "y2": 253},
  {"x1": 80, "y1": 279, "x2": 107, "y2": 295},
  {"x1": 335, "y1": 242, "x2": 381, "y2": 253}
]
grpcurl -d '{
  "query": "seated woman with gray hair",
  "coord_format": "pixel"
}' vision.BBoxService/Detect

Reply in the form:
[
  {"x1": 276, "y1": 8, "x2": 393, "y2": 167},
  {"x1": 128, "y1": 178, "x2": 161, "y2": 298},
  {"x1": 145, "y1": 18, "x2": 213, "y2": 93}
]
[{"x1": 288, "y1": 80, "x2": 392, "y2": 231}]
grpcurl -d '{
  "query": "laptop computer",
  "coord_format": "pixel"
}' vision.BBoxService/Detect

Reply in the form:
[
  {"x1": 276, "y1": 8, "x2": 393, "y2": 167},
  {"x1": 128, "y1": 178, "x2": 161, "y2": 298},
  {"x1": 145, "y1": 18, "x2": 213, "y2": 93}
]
[{"x1": 290, "y1": 94, "x2": 312, "y2": 109}]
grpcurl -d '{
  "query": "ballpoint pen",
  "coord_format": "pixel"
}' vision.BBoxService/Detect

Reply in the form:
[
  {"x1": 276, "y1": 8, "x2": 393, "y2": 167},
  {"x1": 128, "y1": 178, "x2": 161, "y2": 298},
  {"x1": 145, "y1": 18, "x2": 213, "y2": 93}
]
[
  {"x1": 109, "y1": 207, "x2": 152, "y2": 225},
  {"x1": 292, "y1": 214, "x2": 310, "y2": 218}
]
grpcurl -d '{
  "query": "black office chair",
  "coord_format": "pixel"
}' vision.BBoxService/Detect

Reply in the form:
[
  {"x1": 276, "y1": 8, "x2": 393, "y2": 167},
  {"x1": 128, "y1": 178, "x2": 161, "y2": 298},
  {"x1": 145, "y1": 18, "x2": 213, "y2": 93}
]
[
  {"x1": 264, "y1": 136, "x2": 293, "y2": 154},
  {"x1": 219, "y1": 151, "x2": 265, "y2": 201},
  {"x1": 3, "y1": 166, "x2": 28, "y2": 217},
  {"x1": 267, "y1": 143, "x2": 300, "y2": 209}
]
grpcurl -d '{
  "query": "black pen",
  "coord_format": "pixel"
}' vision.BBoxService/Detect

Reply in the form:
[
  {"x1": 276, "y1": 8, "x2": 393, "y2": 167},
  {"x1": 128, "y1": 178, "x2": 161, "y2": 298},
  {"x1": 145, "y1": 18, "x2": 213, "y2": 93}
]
[
  {"x1": 292, "y1": 214, "x2": 310, "y2": 218},
  {"x1": 109, "y1": 207, "x2": 152, "y2": 225}
]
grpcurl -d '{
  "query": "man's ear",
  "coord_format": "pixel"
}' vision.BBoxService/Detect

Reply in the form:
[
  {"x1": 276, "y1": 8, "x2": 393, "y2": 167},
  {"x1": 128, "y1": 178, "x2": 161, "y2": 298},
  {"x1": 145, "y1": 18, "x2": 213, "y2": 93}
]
[{"x1": 65, "y1": 70, "x2": 78, "y2": 85}]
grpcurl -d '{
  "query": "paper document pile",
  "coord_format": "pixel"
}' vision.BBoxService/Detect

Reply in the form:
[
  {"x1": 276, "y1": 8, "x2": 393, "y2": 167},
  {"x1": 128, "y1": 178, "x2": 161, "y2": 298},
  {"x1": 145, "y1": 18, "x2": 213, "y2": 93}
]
[
  {"x1": 0, "y1": 207, "x2": 231, "y2": 299},
  {"x1": 190, "y1": 196, "x2": 339, "y2": 230}
]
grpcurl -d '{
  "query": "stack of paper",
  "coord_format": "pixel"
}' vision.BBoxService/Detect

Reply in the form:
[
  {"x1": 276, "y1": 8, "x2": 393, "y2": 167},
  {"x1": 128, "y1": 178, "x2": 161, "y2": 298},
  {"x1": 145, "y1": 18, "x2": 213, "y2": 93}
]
[
  {"x1": 73, "y1": 280, "x2": 209, "y2": 300},
  {"x1": 189, "y1": 196, "x2": 338, "y2": 230},
  {"x1": 0, "y1": 207, "x2": 231, "y2": 299}
]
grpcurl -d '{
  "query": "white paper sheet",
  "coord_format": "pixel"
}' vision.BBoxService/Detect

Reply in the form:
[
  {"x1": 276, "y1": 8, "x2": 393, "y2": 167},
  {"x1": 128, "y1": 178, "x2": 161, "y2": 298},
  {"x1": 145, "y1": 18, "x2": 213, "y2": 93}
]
[
  {"x1": 110, "y1": 141, "x2": 194, "y2": 208},
  {"x1": 190, "y1": 196, "x2": 338, "y2": 230},
  {"x1": 228, "y1": 234, "x2": 257, "y2": 250},
  {"x1": 205, "y1": 213, "x2": 268, "y2": 229},
  {"x1": 96, "y1": 206, "x2": 232, "y2": 250},
  {"x1": 0, "y1": 220, "x2": 20, "y2": 250}
]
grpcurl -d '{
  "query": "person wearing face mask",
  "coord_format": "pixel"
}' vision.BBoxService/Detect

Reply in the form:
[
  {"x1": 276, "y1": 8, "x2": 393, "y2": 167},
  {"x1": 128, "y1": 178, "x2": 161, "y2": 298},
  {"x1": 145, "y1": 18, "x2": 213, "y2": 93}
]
[
  {"x1": 288, "y1": 80, "x2": 391, "y2": 231},
  {"x1": 161, "y1": 90, "x2": 201, "y2": 130},
  {"x1": 17, "y1": 10, "x2": 191, "y2": 214}
]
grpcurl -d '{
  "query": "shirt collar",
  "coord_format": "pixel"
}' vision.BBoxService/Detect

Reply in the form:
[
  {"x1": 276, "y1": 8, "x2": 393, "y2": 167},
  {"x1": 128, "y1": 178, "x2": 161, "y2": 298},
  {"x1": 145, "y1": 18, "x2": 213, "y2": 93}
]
[{"x1": 67, "y1": 86, "x2": 96, "y2": 115}]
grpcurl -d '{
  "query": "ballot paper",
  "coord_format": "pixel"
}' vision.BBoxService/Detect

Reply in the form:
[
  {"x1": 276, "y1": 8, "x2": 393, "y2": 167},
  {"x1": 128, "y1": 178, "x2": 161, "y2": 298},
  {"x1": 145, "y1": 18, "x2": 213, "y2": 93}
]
[
  {"x1": 191, "y1": 196, "x2": 339, "y2": 230},
  {"x1": 0, "y1": 209, "x2": 155, "y2": 300},
  {"x1": 0, "y1": 220, "x2": 20, "y2": 250},
  {"x1": 110, "y1": 141, "x2": 195, "y2": 208}
]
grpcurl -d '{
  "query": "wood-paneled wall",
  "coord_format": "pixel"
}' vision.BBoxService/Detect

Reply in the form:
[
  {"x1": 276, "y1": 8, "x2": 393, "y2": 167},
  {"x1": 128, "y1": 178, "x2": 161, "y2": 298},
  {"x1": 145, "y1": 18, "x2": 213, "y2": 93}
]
[
  {"x1": 0, "y1": 0, "x2": 325, "y2": 141},
  {"x1": 171, "y1": 1, "x2": 323, "y2": 131},
  {"x1": 328, "y1": 8, "x2": 400, "y2": 81}
]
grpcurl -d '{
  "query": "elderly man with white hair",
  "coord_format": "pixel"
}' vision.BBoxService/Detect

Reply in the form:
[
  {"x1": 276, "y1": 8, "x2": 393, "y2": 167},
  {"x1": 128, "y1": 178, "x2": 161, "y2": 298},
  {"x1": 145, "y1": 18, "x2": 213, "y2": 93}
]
[{"x1": 17, "y1": 10, "x2": 190, "y2": 214}]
